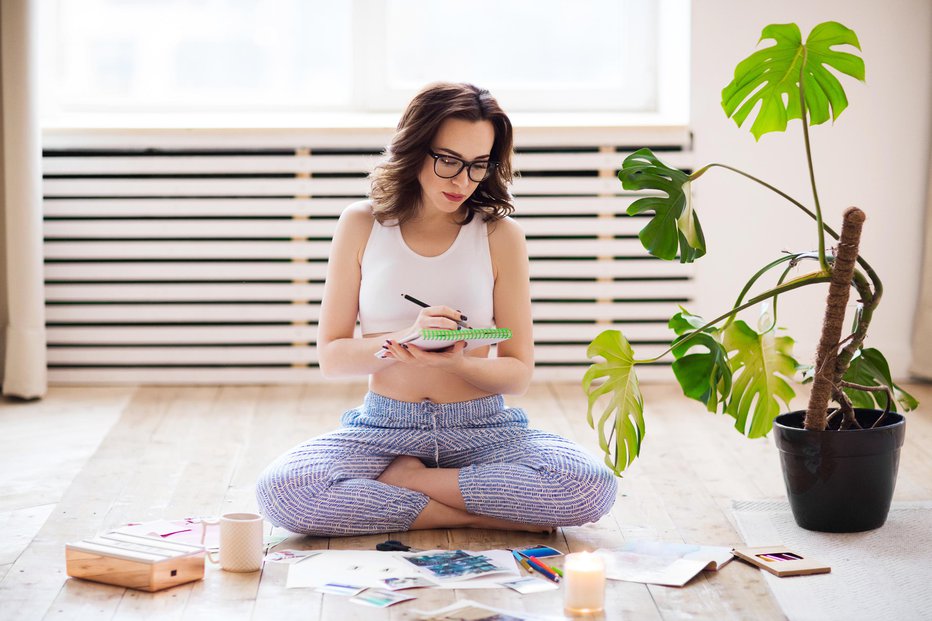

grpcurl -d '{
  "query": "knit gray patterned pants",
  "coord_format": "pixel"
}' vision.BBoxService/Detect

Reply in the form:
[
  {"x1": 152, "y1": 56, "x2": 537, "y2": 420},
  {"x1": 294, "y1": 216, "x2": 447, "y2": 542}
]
[{"x1": 255, "y1": 392, "x2": 617, "y2": 536}]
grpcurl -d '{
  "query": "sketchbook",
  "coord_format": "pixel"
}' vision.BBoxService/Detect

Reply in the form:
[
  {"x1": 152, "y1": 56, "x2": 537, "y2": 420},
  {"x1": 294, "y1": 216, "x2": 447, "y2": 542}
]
[
  {"x1": 374, "y1": 327, "x2": 511, "y2": 358},
  {"x1": 595, "y1": 541, "x2": 734, "y2": 587}
]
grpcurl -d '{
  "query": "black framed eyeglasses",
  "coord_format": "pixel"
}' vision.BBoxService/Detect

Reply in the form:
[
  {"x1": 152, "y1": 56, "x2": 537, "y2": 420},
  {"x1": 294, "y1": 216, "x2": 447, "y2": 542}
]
[{"x1": 427, "y1": 149, "x2": 499, "y2": 183}]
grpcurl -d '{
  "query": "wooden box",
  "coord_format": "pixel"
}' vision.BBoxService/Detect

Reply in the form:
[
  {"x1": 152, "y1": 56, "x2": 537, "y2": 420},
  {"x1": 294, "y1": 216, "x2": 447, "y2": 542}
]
[
  {"x1": 66, "y1": 531, "x2": 205, "y2": 592},
  {"x1": 732, "y1": 546, "x2": 831, "y2": 577}
]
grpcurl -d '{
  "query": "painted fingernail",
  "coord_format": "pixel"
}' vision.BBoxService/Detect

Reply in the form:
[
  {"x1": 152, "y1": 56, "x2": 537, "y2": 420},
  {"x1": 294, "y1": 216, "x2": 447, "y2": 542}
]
[
  {"x1": 381, "y1": 345, "x2": 388, "y2": 349},
  {"x1": 401, "y1": 344, "x2": 409, "y2": 350},
  {"x1": 460, "y1": 314, "x2": 467, "y2": 321}
]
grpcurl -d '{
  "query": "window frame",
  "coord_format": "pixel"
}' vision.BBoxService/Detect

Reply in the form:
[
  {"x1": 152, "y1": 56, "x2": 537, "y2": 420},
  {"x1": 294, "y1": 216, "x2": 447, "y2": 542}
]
[{"x1": 39, "y1": 0, "x2": 690, "y2": 128}]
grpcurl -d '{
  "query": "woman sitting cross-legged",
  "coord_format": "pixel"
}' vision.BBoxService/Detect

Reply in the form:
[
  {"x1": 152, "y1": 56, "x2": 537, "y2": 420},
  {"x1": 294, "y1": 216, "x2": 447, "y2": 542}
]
[{"x1": 255, "y1": 82, "x2": 618, "y2": 536}]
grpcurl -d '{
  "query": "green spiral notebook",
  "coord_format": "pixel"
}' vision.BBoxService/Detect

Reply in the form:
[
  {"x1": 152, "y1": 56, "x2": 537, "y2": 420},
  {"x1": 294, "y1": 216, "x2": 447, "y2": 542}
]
[{"x1": 375, "y1": 327, "x2": 512, "y2": 358}]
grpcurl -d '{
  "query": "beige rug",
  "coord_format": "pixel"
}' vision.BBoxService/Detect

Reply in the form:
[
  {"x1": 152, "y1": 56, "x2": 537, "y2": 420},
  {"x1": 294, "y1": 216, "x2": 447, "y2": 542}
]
[{"x1": 731, "y1": 500, "x2": 932, "y2": 621}]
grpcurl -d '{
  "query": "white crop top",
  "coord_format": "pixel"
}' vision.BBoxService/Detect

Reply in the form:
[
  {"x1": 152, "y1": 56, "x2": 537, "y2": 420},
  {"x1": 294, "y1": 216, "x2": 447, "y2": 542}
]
[{"x1": 358, "y1": 208, "x2": 495, "y2": 335}]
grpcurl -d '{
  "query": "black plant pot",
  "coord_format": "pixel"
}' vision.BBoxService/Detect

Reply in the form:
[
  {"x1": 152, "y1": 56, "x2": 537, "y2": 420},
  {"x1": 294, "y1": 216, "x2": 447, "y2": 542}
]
[{"x1": 772, "y1": 409, "x2": 906, "y2": 533}]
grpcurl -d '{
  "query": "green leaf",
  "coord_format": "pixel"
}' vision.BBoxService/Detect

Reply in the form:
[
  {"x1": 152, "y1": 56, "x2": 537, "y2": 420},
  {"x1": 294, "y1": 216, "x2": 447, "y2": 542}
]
[
  {"x1": 619, "y1": 149, "x2": 706, "y2": 263},
  {"x1": 668, "y1": 309, "x2": 732, "y2": 412},
  {"x1": 723, "y1": 321, "x2": 798, "y2": 437},
  {"x1": 668, "y1": 305, "x2": 707, "y2": 333},
  {"x1": 721, "y1": 21, "x2": 865, "y2": 140},
  {"x1": 842, "y1": 348, "x2": 919, "y2": 412},
  {"x1": 582, "y1": 330, "x2": 646, "y2": 475}
]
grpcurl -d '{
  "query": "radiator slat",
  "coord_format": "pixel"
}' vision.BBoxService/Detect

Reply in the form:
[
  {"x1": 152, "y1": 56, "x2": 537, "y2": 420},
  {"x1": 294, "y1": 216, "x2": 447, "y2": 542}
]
[
  {"x1": 45, "y1": 280, "x2": 685, "y2": 302},
  {"x1": 43, "y1": 196, "x2": 641, "y2": 218},
  {"x1": 46, "y1": 323, "x2": 672, "y2": 345},
  {"x1": 46, "y1": 344, "x2": 670, "y2": 365},
  {"x1": 45, "y1": 259, "x2": 688, "y2": 281},
  {"x1": 45, "y1": 216, "x2": 648, "y2": 239},
  {"x1": 46, "y1": 364, "x2": 677, "y2": 384},
  {"x1": 44, "y1": 238, "x2": 650, "y2": 260},
  {"x1": 43, "y1": 176, "x2": 634, "y2": 198},
  {"x1": 45, "y1": 301, "x2": 684, "y2": 323}
]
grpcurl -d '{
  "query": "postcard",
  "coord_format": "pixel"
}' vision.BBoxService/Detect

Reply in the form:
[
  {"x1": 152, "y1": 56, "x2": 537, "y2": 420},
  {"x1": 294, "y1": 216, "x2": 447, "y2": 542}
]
[
  {"x1": 316, "y1": 583, "x2": 367, "y2": 597},
  {"x1": 498, "y1": 576, "x2": 559, "y2": 594},
  {"x1": 264, "y1": 549, "x2": 319, "y2": 564},
  {"x1": 348, "y1": 588, "x2": 415, "y2": 608},
  {"x1": 401, "y1": 549, "x2": 512, "y2": 583}
]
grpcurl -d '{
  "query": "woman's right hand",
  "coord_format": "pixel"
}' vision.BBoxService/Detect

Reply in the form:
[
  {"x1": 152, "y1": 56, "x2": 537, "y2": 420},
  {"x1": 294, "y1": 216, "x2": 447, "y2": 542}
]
[{"x1": 406, "y1": 305, "x2": 468, "y2": 334}]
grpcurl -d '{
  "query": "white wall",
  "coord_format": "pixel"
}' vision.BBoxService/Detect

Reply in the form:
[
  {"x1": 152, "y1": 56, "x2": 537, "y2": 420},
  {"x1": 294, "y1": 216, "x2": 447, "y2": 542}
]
[{"x1": 689, "y1": 0, "x2": 932, "y2": 379}]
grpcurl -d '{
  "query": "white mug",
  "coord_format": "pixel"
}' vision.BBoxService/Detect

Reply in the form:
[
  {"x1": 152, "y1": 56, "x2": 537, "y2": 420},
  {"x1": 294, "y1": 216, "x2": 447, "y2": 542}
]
[{"x1": 200, "y1": 512, "x2": 265, "y2": 572}]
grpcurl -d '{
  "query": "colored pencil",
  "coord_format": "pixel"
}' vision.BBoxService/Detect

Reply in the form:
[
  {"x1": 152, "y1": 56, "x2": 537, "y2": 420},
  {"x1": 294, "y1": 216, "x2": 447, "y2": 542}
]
[{"x1": 524, "y1": 555, "x2": 560, "y2": 582}]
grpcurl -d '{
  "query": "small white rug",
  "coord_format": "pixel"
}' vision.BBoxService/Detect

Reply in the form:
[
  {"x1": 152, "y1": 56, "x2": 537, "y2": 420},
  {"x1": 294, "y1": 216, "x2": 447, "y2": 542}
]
[{"x1": 731, "y1": 500, "x2": 932, "y2": 621}]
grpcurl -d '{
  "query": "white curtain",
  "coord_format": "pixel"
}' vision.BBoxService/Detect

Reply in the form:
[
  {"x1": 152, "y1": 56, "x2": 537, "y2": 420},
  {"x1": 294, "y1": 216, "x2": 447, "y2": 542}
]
[
  {"x1": 911, "y1": 146, "x2": 932, "y2": 379},
  {"x1": 1, "y1": 0, "x2": 47, "y2": 399}
]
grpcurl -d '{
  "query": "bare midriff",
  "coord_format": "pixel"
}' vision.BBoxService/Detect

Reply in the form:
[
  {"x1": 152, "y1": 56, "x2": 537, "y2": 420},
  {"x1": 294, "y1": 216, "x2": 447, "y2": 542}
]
[{"x1": 364, "y1": 332, "x2": 495, "y2": 403}]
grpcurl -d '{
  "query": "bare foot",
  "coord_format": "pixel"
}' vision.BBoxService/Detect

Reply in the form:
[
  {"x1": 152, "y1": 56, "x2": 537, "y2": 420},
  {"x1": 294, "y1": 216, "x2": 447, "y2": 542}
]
[{"x1": 377, "y1": 455, "x2": 426, "y2": 489}]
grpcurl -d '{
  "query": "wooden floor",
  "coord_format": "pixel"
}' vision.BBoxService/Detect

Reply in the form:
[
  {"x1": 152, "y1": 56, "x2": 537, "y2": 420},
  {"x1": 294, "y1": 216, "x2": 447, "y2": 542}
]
[{"x1": 2, "y1": 381, "x2": 931, "y2": 620}]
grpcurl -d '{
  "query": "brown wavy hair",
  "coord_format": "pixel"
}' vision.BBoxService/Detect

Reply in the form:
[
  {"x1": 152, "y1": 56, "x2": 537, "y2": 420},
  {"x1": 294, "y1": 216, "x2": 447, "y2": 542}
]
[{"x1": 369, "y1": 82, "x2": 515, "y2": 225}]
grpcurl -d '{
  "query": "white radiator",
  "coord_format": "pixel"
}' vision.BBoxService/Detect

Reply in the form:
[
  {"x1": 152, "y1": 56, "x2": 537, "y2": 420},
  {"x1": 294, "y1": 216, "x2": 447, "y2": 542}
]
[{"x1": 42, "y1": 127, "x2": 693, "y2": 384}]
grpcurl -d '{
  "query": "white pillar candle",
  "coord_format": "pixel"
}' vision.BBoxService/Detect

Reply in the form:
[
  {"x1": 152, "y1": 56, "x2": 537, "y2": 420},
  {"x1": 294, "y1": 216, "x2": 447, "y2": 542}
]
[{"x1": 563, "y1": 552, "x2": 606, "y2": 616}]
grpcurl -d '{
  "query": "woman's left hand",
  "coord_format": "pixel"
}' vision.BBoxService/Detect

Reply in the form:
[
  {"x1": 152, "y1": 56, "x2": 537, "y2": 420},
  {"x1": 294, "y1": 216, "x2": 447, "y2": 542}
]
[{"x1": 380, "y1": 339, "x2": 467, "y2": 369}]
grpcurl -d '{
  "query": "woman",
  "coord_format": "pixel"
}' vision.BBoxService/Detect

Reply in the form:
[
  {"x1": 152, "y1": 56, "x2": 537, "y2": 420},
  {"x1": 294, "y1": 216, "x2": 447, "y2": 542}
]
[{"x1": 256, "y1": 82, "x2": 617, "y2": 536}]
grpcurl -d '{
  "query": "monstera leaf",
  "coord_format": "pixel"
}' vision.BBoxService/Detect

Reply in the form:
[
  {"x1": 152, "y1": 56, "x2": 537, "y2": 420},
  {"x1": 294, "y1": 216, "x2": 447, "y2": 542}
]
[
  {"x1": 619, "y1": 149, "x2": 706, "y2": 263},
  {"x1": 842, "y1": 347, "x2": 918, "y2": 412},
  {"x1": 669, "y1": 309, "x2": 732, "y2": 413},
  {"x1": 722, "y1": 320, "x2": 798, "y2": 438},
  {"x1": 721, "y1": 21, "x2": 865, "y2": 140},
  {"x1": 582, "y1": 330, "x2": 645, "y2": 475}
]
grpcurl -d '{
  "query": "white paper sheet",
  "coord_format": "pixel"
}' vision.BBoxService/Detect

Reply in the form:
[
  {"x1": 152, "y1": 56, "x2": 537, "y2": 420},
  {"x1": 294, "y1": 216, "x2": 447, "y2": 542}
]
[
  {"x1": 596, "y1": 541, "x2": 735, "y2": 587},
  {"x1": 286, "y1": 549, "x2": 520, "y2": 590}
]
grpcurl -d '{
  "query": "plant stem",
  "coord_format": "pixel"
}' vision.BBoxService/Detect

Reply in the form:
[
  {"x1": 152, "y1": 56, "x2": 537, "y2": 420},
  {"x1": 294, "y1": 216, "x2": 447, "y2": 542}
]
[
  {"x1": 798, "y1": 49, "x2": 829, "y2": 272},
  {"x1": 634, "y1": 272, "x2": 832, "y2": 364},
  {"x1": 691, "y1": 163, "x2": 814, "y2": 217},
  {"x1": 725, "y1": 253, "x2": 823, "y2": 331},
  {"x1": 688, "y1": 162, "x2": 884, "y2": 305}
]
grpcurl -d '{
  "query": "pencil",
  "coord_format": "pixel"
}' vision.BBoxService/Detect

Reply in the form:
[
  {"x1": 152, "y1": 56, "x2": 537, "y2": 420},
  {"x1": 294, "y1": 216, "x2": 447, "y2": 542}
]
[
  {"x1": 401, "y1": 293, "x2": 469, "y2": 328},
  {"x1": 511, "y1": 550, "x2": 533, "y2": 574},
  {"x1": 524, "y1": 555, "x2": 560, "y2": 582}
]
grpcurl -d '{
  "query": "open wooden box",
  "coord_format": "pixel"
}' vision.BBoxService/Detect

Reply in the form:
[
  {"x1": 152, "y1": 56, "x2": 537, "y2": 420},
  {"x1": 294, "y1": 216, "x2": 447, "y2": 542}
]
[{"x1": 66, "y1": 531, "x2": 206, "y2": 592}]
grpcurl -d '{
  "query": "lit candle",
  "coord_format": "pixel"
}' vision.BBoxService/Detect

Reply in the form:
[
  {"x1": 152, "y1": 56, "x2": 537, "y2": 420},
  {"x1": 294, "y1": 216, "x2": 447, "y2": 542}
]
[{"x1": 563, "y1": 551, "x2": 606, "y2": 616}]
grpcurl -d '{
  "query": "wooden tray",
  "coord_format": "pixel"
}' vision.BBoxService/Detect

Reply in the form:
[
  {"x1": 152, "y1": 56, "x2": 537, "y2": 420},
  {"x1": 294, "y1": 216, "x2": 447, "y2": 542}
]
[{"x1": 66, "y1": 531, "x2": 205, "y2": 592}]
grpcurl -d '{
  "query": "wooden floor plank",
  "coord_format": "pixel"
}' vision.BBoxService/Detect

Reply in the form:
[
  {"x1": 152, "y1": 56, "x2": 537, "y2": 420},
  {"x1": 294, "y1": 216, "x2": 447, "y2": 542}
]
[
  {"x1": 46, "y1": 386, "x2": 228, "y2": 621},
  {"x1": 0, "y1": 386, "x2": 178, "y2": 621},
  {"x1": 251, "y1": 383, "x2": 363, "y2": 621}
]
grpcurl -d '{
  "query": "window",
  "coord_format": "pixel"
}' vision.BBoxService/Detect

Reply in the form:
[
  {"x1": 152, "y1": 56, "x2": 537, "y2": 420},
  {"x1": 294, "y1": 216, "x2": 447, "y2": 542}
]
[{"x1": 40, "y1": 0, "x2": 689, "y2": 122}]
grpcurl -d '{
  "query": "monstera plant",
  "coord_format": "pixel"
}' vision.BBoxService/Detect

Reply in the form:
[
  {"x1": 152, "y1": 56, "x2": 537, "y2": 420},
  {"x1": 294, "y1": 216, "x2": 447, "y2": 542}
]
[{"x1": 583, "y1": 21, "x2": 917, "y2": 532}]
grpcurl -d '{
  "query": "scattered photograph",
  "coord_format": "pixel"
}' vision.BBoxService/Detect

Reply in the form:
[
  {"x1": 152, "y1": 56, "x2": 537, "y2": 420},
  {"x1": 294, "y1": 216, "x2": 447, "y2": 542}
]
[
  {"x1": 348, "y1": 588, "x2": 415, "y2": 607},
  {"x1": 402, "y1": 549, "x2": 509, "y2": 582},
  {"x1": 498, "y1": 576, "x2": 559, "y2": 594},
  {"x1": 514, "y1": 545, "x2": 563, "y2": 559},
  {"x1": 382, "y1": 576, "x2": 434, "y2": 590},
  {"x1": 315, "y1": 583, "x2": 367, "y2": 597},
  {"x1": 414, "y1": 602, "x2": 531, "y2": 620},
  {"x1": 264, "y1": 549, "x2": 319, "y2": 564}
]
